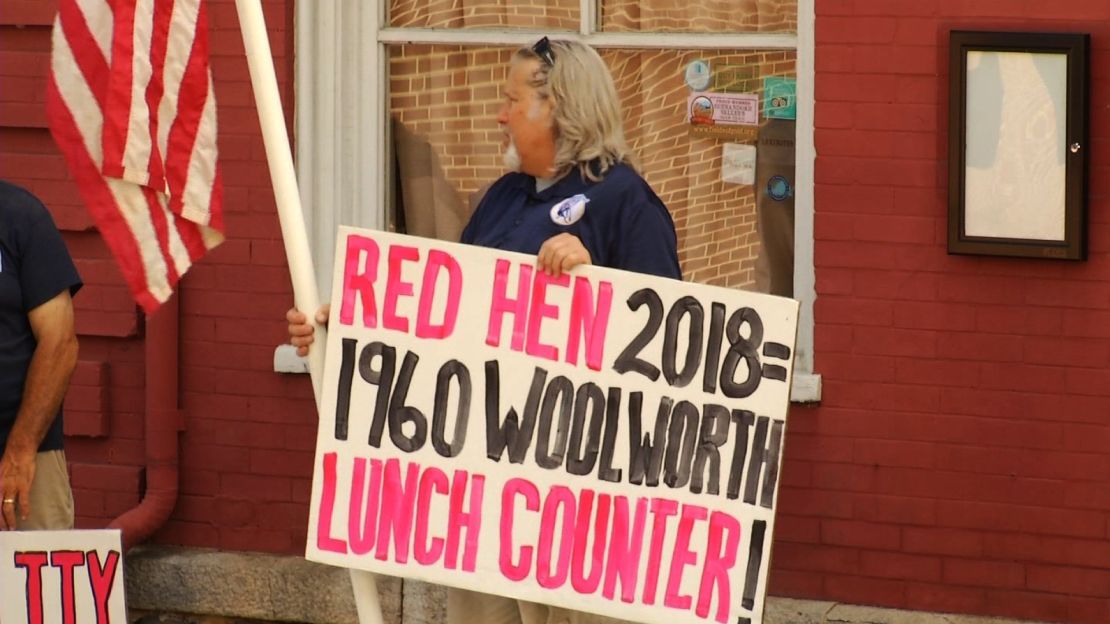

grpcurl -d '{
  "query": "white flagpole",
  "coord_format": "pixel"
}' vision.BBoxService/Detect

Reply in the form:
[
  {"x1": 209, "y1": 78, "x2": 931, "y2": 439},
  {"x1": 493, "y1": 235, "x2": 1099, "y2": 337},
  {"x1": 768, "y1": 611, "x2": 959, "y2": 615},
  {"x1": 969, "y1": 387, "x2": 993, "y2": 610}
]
[{"x1": 233, "y1": 2, "x2": 384, "y2": 623}]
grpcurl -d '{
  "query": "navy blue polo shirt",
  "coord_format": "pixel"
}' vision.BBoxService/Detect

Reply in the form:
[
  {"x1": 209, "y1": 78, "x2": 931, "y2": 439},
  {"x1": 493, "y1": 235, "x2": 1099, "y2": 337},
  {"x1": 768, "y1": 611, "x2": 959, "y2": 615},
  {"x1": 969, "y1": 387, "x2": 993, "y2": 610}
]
[
  {"x1": 461, "y1": 163, "x2": 682, "y2": 280},
  {"x1": 0, "y1": 181, "x2": 82, "y2": 453}
]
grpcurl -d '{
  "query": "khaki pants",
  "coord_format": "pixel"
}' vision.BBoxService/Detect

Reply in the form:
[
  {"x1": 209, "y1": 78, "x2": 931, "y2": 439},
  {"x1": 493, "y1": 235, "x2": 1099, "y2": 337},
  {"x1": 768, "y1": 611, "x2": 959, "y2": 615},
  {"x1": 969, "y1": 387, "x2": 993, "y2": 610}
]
[
  {"x1": 15, "y1": 450, "x2": 74, "y2": 530},
  {"x1": 448, "y1": 588, "x2": 639, "y2": 624}
]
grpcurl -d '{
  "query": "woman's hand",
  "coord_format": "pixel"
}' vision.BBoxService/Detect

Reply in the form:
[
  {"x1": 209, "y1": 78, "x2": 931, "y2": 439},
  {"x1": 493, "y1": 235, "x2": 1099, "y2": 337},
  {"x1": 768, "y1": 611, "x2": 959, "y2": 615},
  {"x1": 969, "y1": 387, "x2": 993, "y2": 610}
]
[
  {"x1": 286, "y1": 304, "x2": 331, "y2": 356},
  {"x1": 537, "y1": 233, "x2": 591, "y2": 277}
]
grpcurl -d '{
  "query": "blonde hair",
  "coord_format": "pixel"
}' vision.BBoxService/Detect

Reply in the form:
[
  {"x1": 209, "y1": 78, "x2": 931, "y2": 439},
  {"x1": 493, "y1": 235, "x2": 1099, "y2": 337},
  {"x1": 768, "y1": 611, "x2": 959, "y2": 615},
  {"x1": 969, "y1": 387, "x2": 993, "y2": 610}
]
[{"x1": 514, "y1": 40, "x2": 635, "y2": 181}]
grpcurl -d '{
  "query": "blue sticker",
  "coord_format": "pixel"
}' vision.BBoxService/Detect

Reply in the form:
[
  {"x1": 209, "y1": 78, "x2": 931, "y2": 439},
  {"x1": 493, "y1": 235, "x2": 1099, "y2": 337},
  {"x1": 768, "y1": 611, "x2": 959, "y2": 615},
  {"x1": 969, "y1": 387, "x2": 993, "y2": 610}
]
[
  {"x1": 767, "y1": 175, "x2": 793, "y2": 201},
  {"x1": 550, "y1": 194, "x2": 589, "y2": 225},
  {"x1": 685, "y1": 60, "x2": 712, "y2": 91}
]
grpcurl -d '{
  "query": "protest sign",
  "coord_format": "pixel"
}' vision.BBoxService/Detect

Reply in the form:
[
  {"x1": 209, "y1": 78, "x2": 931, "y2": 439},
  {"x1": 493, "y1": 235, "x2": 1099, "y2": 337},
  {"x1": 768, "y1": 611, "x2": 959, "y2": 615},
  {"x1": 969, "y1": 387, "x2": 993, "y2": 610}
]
[
  {"x1": 306, "y1": 227, "x2": 799, "y2": 624},
  {"x1": 0, "y1": 529, "x2": 125, "y2": 624}
]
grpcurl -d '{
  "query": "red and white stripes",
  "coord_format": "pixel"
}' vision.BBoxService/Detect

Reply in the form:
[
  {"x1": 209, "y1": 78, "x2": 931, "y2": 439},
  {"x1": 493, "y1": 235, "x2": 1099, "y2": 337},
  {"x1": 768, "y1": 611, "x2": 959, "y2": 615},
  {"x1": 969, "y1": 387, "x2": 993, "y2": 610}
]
[{"x1": 47, "y1": 0, "x2": 223, "y2": 312}]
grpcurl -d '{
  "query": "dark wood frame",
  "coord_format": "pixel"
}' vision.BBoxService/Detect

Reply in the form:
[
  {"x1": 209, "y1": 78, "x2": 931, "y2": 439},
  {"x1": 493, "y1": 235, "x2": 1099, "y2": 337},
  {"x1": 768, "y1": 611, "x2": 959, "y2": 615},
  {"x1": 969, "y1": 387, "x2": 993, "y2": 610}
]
[{"x1": 948, "y1": 31, "x2": 1089, "y2": 260}]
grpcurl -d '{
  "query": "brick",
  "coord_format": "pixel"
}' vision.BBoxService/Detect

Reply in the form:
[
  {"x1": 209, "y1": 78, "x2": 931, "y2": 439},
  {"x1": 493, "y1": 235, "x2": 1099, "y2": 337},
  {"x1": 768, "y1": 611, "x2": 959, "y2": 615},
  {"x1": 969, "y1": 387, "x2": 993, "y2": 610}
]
[
  {"x1": 860, "y1": 551, "x2": 941, "y2": 582},
  {"x1": 219, "y1": 473, "x2": 291, "y2": 502},
  {"x1": 814, "y1": 297, "x2": 894, "y2": 326},
  {"x1": 1026, "y1": 564, "x2": 1110, "y2": 597},
  {"x1": 249, "y1": 448, "x2": 313, "y2": 478},
  {"x1": 816, "y1": 353, "x2": 898, "y2": 383},
  {"x1": 903, "y1": 527, "x2": 983, "y2": 557},
  {"x1": 906, "y1": 582, "x2": 987, "y2": 614},
  {"x1": 69, "y1": 463, "x2": 141, "y2": 491},
  {"x1": 852, "y1": 493, "x2": 936, "y2": 525},
  {"x1": 777, "y1": 487, "x2": 854, "y2": 519},
  {"x1": 825, "y1": 574, "x2": 907, "y2": 608},
  {"x1": 984, "y1": 589, "x2": 1071, "y2": 622},
  {"x1": 936, "y1": 500, "x2": 1104, "y2": 539},
  {"x1": 767, "y1": 569, "x2": 824, "y2": 597},
  {"x1": 773, "y1": 542, "x2": 859, "y2": 573},
  {"x1": 943, "y1": 558, "x2": 1025, "y2": 589},
  {"x1": 821, "y1": 519, "x2": 900, "y2": 549}
]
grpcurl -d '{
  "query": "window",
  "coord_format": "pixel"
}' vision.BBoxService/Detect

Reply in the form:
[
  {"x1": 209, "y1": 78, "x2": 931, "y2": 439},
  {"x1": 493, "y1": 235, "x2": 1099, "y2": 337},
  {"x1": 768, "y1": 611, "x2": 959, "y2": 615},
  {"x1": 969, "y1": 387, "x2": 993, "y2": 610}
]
[{"x1": 294, "y1": 1, "x2": 819, "y2": 401}]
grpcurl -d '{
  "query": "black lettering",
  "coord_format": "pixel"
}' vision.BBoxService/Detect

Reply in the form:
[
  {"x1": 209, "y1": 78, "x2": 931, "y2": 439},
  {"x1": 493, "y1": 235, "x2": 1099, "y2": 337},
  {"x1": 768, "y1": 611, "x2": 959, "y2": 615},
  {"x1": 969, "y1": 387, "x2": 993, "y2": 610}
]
[
  {"x1": 431, "y1": 360, "x2": 471, "y2": 458},
  {"x1": 690, "y1": 403, "x2": 730, "y2": 495},
  {"x1": 726, "y1": 410, "x2": 754, "y2": 500},
  {"x1": 535, "y1": 376, "x2": 574, "y2": 469},
  {"x1": 741, "y1": 520, "x2": 767, "y2": 611},
  {"x1": 613, "y1": 288, "x2": 663, "y2": 381},
  {"x1": 485, "y1": 362, "x2": 545, "y2": 463},
  {"x1": 662, "y1": 296, "x2": 704, "y2": 388},
  {"x1": 743, "y1": 416, "x2": 770, "y2": 505},
  {"x1": 567, "y1": 383, "x2": 605, "y2": 476},
  {"x1": 702, "y1": 302, "x2": 726, "y2": 394},
  {"x1": 598, "y1": 387, "x2": 622, "y2": 483},
  {"x1": 663, "y1": 400, "x2": 699, "y2": 488},
  {"x1": 387, "y1": 351, "x2": 426, "y2": 452},
  {"x1": 334, "y1": 338, "x2": 357, "y2": 441},
  {"x1": 359, "y1": 341, "x2": 396, "y2": 448},
  {"x1": 628, "y1": 393, "x2": 670, "y2": 486},
  {"x1": 720, "y1": 308, "x2": 763, "y2": 398}
]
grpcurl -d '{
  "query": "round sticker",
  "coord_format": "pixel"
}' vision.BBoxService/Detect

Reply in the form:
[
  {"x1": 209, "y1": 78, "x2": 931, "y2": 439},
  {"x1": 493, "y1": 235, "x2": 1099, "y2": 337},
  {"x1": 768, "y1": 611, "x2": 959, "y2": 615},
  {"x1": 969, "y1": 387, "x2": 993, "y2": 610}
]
[
  {"x1": 684, "y1": 60, "x2": 711, "y2": 91},
  {"x1": 550, "y1": 194, "x2": 589, "y2": 226},
  {"x1": 767, "y1": 175, "x2": 793, "y2": 201}
]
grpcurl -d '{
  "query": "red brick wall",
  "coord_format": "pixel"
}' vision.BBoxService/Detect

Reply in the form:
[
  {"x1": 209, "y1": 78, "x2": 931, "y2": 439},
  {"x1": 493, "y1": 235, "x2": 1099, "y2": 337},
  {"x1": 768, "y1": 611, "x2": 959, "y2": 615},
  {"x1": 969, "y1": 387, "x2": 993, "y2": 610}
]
[
  {"x1": 776, "y1": 2, "x2": 1110, "y2": 622},
  {"x1": 0, "y1": 0, "x2": 310, "y2": 553}
]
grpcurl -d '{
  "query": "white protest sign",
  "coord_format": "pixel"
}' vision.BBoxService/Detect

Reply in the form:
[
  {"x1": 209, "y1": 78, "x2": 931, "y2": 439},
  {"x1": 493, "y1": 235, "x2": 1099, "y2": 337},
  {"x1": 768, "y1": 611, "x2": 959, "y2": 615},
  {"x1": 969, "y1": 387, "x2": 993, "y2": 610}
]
[
  {"x1": 0, "y1": 529, "x2": 125, "y2": 624},
  {"x1": 307, "y1": 227, "x2": 799, "y2": 624}
]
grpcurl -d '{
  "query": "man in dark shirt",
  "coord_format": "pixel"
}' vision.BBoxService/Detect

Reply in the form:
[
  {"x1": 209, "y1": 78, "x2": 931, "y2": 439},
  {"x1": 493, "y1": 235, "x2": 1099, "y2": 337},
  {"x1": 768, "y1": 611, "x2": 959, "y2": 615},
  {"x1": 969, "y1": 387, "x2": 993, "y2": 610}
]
[{"x1": 0, "y1": 181, "x2": 81, "y2": 530}]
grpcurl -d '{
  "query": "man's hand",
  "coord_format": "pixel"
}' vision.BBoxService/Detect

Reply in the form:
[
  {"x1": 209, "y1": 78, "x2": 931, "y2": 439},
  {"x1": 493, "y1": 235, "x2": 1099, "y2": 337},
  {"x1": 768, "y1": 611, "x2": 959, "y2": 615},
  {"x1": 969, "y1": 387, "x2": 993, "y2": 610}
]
[
  {"x1": 287, "y1": 304, "x2": 331, "y2": 357},
  {"x1": 537, "y1": 233, "x2": 591, "y2": 278},
  {"x1": 0, "y1": 448, "x2": 35, "y2": 529}
]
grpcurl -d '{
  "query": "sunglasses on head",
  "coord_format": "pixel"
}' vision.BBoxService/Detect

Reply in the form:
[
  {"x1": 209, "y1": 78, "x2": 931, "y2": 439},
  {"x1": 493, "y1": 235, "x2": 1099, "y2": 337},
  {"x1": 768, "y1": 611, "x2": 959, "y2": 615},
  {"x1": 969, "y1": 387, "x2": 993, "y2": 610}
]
[{"x1": 531, "y1": 36, "x2": 556, "y2": 66}]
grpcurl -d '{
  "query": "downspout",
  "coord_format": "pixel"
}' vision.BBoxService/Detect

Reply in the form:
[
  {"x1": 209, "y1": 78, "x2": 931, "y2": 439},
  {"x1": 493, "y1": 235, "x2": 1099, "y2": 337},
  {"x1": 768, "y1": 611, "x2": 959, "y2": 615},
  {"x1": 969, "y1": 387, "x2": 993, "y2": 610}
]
[{"x1": 109, "y1": 292, "x2": 182, "y2": 551}]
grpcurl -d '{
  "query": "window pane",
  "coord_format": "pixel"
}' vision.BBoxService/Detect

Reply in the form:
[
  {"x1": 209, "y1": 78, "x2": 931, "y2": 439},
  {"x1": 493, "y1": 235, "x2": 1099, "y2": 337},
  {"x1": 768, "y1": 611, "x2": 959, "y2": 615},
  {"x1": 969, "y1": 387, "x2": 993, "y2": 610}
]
[
  {"x1": 601, "y1": 0, "x2": 797, "y2": 33},
  {"x1": 389, "y1": 44, "x2": 797, "y2": 290},
  {"x1": 389, "y1": 0, "x2": 579, "y2": 30}
]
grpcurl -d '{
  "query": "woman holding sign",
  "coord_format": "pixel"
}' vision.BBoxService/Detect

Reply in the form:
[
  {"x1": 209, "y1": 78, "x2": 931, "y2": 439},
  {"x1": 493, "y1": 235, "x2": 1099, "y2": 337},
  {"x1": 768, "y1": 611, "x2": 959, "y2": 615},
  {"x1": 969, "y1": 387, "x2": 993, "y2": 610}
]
[{"x1": 289, "y1": 38, "x2": 681, "y2": 624}]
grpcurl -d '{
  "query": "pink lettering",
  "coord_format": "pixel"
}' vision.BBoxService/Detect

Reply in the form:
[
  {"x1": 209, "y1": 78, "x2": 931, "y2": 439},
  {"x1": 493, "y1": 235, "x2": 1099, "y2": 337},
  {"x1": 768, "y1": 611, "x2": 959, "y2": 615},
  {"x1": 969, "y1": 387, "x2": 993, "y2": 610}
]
[
  {"x1": 87, "y1": 550, "x2": 120, "y2": 624},
  {"x1": 697, "y1": 511, "x2": 742, "y2": 623},
  {"x1": 383, "y1": 245, "x2": 420, "y2": 332},
  {"x1": 536, "y1": 485, "x2": 575, "y2": 589},
  {"x1": 415, "y1": 250, "x2": 463, "y2": 339},
  {"x1": 665, "y1": 504, "x2": 708, "y2": 610},
  {"x1": 499, "y1": 478, "x2": 539, "y2": 581},
  {"x1": 339, "y1": 235, "x2": 381, "y2": 327},
  {"x1": 570, "y1": 490, "x2": 610, "y2": 594},
  {"x1": 414, "y1": 467, "x2": 449, "y2": 565},
  {"x1": 486, "y1": 259, "x2": 532, "y2": 350},
  {"x1": 375, "y1": 458, "x2": 421, "y2": 563},
  {"x1": 526, "y1": 271, "x2": 569, "y2": 362},
  {"x1": 317, "y1": 452, "x2": 349, "y2": 553},
  {"x1": 51, "y1": 550, "x2": 84, "y2": 624},
  {"x1": 14, "y1": 551, "x2": 47, "y2": 624},
  {"x1": 642, "y1": 498, "x2": 679, "y2": 605},
  {"x1": 566, "y1": 277, "x2": 613, "y2": 371},
  {"x1": 603, "y1": 497, "x2": 648, "y2": 603},
  {"x1": 348, "y1": 458, "x2": 384, "y2": 555},
  {"x1": 446, "y1": 470, "x2": 484, "y2": 571}
]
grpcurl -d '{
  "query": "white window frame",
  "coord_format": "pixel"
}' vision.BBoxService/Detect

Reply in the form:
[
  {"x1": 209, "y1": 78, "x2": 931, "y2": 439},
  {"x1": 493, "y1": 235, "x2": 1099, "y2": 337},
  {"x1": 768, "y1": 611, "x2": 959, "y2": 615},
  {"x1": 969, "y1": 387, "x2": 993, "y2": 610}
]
[{"x1": 292, "y1": 0, "x2": 820, "y2": 402}]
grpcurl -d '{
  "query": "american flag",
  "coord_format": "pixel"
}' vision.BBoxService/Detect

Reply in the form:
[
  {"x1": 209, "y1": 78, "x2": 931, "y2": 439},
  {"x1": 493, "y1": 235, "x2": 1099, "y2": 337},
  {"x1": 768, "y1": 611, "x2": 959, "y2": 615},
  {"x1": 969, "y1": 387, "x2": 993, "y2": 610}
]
[{"x1": 46, "y1": 0, "x2": 224, "y2": 313}]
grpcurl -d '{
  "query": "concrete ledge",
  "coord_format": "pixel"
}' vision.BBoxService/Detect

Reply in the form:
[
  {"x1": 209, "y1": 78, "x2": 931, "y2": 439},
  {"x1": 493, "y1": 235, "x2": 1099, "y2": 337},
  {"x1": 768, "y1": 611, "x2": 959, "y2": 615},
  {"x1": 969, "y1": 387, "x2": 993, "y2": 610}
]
[{"x1": 126, "y1": 546, "x2": 1047, "y2": 624}]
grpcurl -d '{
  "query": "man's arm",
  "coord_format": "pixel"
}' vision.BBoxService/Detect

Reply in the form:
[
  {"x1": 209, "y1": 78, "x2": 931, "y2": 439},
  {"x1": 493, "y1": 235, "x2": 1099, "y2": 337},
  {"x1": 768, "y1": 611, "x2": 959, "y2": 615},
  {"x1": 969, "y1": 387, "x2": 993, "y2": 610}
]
[{"x1": 0, "y1": 290, "x2": 78, "y2": 528}]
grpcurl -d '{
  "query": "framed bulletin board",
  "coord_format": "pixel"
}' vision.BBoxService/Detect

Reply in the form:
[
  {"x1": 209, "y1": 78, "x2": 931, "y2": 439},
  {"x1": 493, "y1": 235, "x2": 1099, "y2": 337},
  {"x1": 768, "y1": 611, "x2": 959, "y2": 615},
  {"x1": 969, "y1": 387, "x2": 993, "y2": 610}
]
[{"x1": 948, "y1": 31, "x2": 1089, "y2": 260}]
